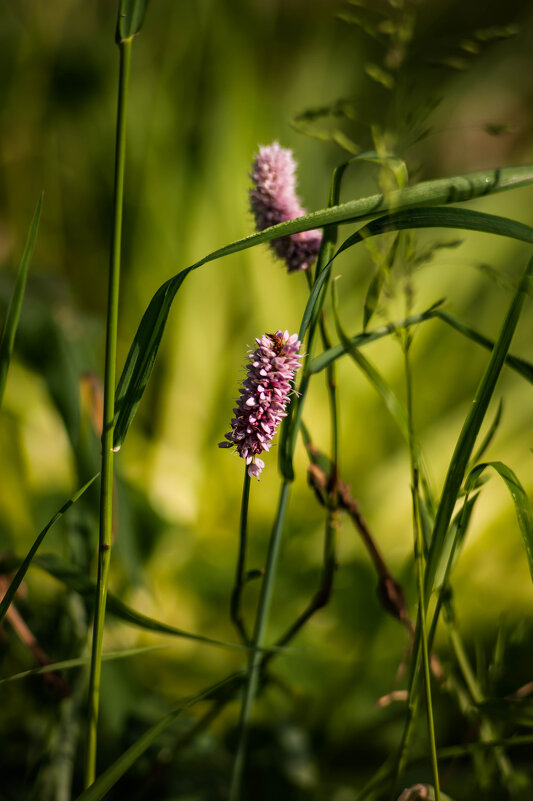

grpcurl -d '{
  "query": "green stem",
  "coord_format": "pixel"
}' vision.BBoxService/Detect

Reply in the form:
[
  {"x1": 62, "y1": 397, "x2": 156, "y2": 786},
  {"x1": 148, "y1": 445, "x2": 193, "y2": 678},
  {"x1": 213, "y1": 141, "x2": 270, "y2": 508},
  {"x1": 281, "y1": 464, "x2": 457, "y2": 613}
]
[
  {"x1": 230, "y1": 470, "x2": 252, "y2": 644},
  {"x1": 84, "y1": 36, "x2": 132, "y2": 788},
  {"x1": 229, "y1": 480, "x2": 291, "y2": 801},
  {"x1": 404, "y1": 341, "x2": 440, "y2": 801}
]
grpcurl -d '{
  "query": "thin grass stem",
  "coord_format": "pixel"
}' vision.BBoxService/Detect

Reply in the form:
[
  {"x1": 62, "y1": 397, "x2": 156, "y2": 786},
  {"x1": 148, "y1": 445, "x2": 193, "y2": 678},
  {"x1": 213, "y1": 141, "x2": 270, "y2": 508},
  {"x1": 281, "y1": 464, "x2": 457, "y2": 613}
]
[
  {"x1": 84, "y1": 36, "x2": 132, "y2": 788},
  {"x1": 404, "y1": 340, "x2": 441, "y2": 800},
  {"x1": 229, "y1": 479, "x2": 291, "y2": 801},
  {"x1": 230, "y1": 470, "x2": 252, "y2": 644}
]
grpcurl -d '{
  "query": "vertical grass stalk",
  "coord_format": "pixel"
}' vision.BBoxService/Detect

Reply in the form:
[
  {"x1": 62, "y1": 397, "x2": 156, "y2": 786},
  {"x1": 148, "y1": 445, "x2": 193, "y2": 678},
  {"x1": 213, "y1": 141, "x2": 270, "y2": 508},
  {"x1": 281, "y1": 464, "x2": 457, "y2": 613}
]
[
  {"x1": 84, "y1": 36, "x2": 132, "y2": 788},
  {"x1": 404, "y1": 340, "x2": 440, "y2": 801},
  {"x1": 230, "y1": 470, "x2": 252, "y2": 644},
  {"x1": 230, "y1": 480, "x2": 291, "y2": 801}
]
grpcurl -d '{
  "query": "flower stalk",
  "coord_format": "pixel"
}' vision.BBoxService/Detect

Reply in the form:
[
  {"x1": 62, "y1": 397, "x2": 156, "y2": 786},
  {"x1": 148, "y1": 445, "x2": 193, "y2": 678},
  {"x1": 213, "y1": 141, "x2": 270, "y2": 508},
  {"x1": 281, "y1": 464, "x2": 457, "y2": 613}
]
[{"x1": 84, "y1": 35, "x2": 132, "y2": 788}]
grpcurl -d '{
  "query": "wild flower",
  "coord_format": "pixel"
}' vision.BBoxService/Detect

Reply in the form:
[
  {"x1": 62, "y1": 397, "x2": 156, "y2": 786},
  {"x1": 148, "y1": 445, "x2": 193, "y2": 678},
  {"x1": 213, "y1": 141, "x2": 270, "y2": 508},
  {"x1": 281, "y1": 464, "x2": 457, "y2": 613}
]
[
  {"x1": 219, "y1": 330, "x2": 302, "y2": 478},
  {"x1": 250, "y1": 142, "x2": 322, "y2": 272}
]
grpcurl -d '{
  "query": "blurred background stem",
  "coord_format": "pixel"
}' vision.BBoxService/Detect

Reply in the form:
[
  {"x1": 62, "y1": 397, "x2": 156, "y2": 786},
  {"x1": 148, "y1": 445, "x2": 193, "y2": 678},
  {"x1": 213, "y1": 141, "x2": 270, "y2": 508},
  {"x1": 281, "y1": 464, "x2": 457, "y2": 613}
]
[{"x1": 84, "y1": 35, "x2": 132, "y2": 788}]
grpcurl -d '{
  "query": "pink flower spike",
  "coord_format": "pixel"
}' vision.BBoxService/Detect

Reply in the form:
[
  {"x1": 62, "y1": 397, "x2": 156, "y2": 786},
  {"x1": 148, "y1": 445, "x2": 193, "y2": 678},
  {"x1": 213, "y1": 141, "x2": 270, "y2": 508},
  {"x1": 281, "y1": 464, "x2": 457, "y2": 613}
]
[
  {"x1": 250, "y1": 142, "x2": 322, "y2": 273},
  {"x1": 218, "y1": 330, "x2": 302, "y2": 478}
]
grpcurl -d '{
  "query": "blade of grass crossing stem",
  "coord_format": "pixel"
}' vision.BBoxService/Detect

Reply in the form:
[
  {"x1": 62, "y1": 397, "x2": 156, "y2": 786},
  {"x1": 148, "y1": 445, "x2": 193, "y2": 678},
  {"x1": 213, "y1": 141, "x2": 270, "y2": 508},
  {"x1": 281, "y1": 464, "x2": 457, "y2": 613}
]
[
  {"x1": 465, "y1": 461, "x2": 533, "y2": 583},
  {"x1": 308, "y1": 303, "x2": 533, "y2": 387},
  {"x1": 308, "y1": 302, "x2": 445, "y2": 373},
  {"x1": 31, "y1": 552, "x2": 254, "y2": 651},
  {"x1": 85, "y1": 31, "x2": 132, "y2": 788},
  {"x1": 0, "y1": 194, "x2": 43, "y2": 405},
  {"x1": 0, "y1": 645, "x2": 171, "y2": 685},
  {"x1": 113, "y1": 167, "x2": 533, "y2": 448},
  {"x1": 0, "y1": 474, "x2": 98, "y2": 626},
  {"x1": 436, "y1": 310, "x2": 533, "y2": 385},
  {"x1": 424, "y1": 253, "x2": 533, "y2": 598},
  {"x1": 75, "y1": 673, "x2": 240, "y2": 801}
]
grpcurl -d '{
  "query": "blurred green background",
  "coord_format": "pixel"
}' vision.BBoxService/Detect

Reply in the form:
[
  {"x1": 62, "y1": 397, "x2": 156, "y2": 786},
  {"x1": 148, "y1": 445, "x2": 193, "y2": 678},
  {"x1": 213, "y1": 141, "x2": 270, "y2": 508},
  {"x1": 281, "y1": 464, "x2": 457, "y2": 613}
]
[{"x1": 2, "y1": 1, "x2": 533, "y2": 799}]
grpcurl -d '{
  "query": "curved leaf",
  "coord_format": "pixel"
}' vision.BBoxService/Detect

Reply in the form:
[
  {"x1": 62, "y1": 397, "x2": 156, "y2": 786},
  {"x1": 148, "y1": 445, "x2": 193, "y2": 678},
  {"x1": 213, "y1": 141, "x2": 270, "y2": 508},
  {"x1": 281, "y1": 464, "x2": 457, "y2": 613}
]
[
  {"x1": 74, "y1": 672, "x2": 242, "y2": 801},
  {"x1": 465, "y1": 461, "x2": 533, "y2": 583},
  {"x1": 0, "y1": 474, "x2": 98, "y2": 626},
  {"x1": 113, "y1": 166, "x2": 533, "y2": 447},
  {"x1": 424, "y1": 254, "x2": 533, "y2": 597},
  {"x1": 32, "y1": 553, "x2": 256, "y2": 653},
  {"x1": 0, "y1": 645, "x2": 170, "y2": 685}
]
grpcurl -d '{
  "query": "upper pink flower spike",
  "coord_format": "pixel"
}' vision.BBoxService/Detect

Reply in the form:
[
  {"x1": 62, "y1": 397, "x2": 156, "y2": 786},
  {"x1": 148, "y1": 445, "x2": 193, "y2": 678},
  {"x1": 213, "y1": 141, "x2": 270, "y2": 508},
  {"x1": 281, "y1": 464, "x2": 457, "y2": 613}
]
[
  {"x1": 250, "y1": 142, "x2": 322, "y2": 272},
  {"x1": 219, "y1": 330, "x2": 302, "y2": 478}
]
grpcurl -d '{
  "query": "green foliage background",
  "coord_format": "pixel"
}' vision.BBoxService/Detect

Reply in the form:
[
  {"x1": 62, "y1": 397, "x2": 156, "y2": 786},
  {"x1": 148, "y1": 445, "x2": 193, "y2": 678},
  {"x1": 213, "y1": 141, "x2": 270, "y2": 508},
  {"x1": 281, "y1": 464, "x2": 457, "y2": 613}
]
[{"x1": 2, "y1": 1, "x2": 533, "y2": 798}]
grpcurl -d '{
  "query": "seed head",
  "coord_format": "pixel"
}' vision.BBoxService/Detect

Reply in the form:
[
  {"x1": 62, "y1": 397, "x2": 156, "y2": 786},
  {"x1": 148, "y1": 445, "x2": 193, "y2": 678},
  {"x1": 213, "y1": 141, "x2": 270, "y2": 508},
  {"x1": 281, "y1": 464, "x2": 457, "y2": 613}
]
[
  {"x1": 250, "y1": 142, "x2": 322, "y2": 272},
  {"x1": 219, "y1": 330, "x2": 302, "y2": 478}
]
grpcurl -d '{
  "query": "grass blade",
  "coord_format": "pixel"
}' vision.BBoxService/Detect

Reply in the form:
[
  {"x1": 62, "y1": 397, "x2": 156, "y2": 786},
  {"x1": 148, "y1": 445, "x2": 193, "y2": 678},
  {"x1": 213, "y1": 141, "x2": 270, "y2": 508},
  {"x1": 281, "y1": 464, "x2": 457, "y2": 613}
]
[
  {"x1": 113, "y1": 167, "x2": 533, "y2": 447},
  {"x1": 73, "y1": 672, "x2": 241, "y2": 801},
  {"x1": 30, "y1": 553, "x2": 254, "y2": 652},
  {"x1": 308, "y1": 302, "x2": 445, "y2": 374},
  {"x1": 436, "y1": 310, "x2": 533, "y2": 385},
  {"x1": 0, "y1": 474, "x2": 98, "y2": 626},
  {"x1": 0, "y1": 645, "x2": 170, "y2": 685},
  {"x1": 425, "y1": 253, "x2": 533, "y2": 597},
  {"x1": 0, "y1": 194, "x2": 43, "y2": 405},
  {"x1": 335, "y1": 206, "x2": 533, "y2": 257},
  {"x1": 465, "y1": 461, "x2": 533, "y2": 583}
]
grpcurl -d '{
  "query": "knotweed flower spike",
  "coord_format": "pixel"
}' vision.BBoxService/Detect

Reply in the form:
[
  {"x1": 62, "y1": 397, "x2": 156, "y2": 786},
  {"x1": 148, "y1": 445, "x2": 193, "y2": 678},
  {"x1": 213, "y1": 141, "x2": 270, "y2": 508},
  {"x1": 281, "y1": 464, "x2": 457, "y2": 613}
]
[
  {"x1": 250, "y1": 142, "x2": 322, "y2": 272},
  {"x1": 219, "y1": 330, "x2": 302, "y2": 478}
]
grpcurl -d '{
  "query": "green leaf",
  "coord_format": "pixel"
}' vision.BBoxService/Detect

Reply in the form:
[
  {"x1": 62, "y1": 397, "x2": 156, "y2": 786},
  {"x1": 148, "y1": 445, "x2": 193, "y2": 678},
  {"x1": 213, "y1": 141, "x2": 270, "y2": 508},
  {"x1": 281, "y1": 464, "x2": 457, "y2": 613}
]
[
  {"x1": 0, "y1": 194, "x2": 43, "y2": 405},
  {"x1": 116, "y1": 0, "x2": 149, "y2": 42},
  {"x1": 73, "y1": 672, "x2": 242, "y2": 801},
  {"x1": 424, "y1": 254, "x2": 533, "y2": 597},
  {"x1": 308, "y1": 301, "x2": 445, "y2": 374},
  {"x1": 113, "y1": 166, "x2": 533, "y2": 448},
  {"x1": 31, "y1": 553, "x2": 253, "y2": 653},
  {"x1": 335, "y1": 206, "x2": 533, "y2": 258},
  {"x1": 0, "y1": 474, "x2": 98, "y2": 626},
  {"x1": 465, "y1": 461, "x2": 533, "y2": 584},
  {"x1": 436, "y1": 310, "x2": 533, "y2": 385},
  {"x1": 0, "y1": 645, "x2": 170, "y2": 685}
]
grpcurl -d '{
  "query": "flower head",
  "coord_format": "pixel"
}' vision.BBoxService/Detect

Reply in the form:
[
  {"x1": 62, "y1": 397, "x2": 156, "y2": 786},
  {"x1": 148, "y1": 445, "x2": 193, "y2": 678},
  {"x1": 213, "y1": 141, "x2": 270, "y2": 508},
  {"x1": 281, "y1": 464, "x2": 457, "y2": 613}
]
[
  {"x1": 250, "y1": 142, "x2": 322, "y2": 272},
  {"x1": 219, "y1": 330, "x2": 302, "y2": 478}
]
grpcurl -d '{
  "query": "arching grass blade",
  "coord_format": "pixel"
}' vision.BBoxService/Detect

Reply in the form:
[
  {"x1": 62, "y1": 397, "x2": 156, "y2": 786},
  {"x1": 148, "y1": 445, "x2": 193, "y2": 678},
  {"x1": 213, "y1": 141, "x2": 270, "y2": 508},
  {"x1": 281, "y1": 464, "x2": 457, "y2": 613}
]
[
  {"x1": 0, "y1": 474, "x2": 98, "y2": 626},
  {"x1": 465, "y1": 461, "x2": 533, "y2": 583},
  {"x1": 113, "y1": 168, "x2": 533, "y2": 448},
  {"x1": 425, "y1": 253, "x2": 533, "y2": 597},
  {"x1": 73, "y1": 672, "x2": 242, "y2": 801}
]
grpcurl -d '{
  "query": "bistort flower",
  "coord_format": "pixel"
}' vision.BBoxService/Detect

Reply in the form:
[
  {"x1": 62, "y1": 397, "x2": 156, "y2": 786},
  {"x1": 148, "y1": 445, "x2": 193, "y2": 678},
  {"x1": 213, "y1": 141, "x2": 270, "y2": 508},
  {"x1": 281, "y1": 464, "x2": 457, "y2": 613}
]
[
  {"x1": 219, "y1": 330, "x2": 302, "y2": 478},
  {"x1": 250, "y1": 142, "x2": 322, "y2": 272}
]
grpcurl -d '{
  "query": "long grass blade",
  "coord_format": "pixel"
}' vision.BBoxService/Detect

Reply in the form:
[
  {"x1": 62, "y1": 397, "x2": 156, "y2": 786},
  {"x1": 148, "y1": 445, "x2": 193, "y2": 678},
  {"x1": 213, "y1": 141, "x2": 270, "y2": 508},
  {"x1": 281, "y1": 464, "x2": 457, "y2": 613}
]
[
  {"x1": 0, "y1": 645, "x2": 170, "y2": 685},
  {"x1": 465, "y1": 461, "x2": 533, "y2": 583},
  {"x1": 335, "y1": 206, "x2": 533, "y2": 257},
  {"x1": 113, "y1": 168, "x2": 533, "y2": 448},
  {"x1": 0, "y1": 194, "x2": 43, "y2": 405},
  {"x1": 425, "y1": 254, "x2": 533, "y2": 597},
  {"x1": 30, "y1": 553, "x2": 256, "y2": 652},
  {"x1": 0, "y1": 474, "x2": 98, "y2": 626},
  {"x1": 436, "y1": 310, "x2": 533, "y2": 385},
  {"x1": 73, "y1": 672, "x2": 241, "y2": 801}
]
